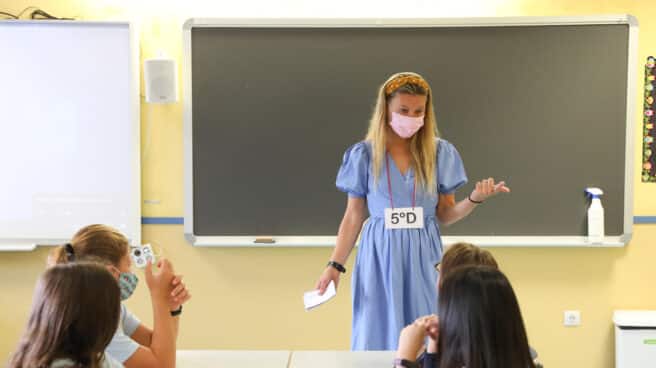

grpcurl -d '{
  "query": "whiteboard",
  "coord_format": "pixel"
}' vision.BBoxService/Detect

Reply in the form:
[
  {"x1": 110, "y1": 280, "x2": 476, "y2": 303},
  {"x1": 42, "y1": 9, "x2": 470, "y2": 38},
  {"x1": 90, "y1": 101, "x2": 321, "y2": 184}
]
[{"x1": 0, "y1": 21, "x2": 140, "y2": 250}]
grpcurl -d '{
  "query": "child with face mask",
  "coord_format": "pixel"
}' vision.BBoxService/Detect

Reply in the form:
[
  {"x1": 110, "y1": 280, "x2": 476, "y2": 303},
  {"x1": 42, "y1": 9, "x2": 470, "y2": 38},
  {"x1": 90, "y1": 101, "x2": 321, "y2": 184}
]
[
  {"x1": 49, "y1": 224, "x2": 190, "y2": 368},
  {"x1": 315, "y1": 72, "x2": 510, "y2": 350}
]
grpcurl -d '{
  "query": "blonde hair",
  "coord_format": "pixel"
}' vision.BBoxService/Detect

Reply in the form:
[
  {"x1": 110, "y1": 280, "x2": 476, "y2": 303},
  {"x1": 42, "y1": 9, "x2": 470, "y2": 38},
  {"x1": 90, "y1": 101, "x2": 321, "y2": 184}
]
[
  {"x1": 50, "y1": 224, "x2": 129, "y2": 268},
  {"x1": 365, "y1": 72, "x2": 439, "y2": 193}
]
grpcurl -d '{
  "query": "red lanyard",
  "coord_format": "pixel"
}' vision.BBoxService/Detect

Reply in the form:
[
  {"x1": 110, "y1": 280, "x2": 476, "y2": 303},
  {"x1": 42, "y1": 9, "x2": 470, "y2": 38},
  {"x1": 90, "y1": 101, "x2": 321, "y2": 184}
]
[{"x1": 385, "y1": 154, "x2": 416, "y2": 209}]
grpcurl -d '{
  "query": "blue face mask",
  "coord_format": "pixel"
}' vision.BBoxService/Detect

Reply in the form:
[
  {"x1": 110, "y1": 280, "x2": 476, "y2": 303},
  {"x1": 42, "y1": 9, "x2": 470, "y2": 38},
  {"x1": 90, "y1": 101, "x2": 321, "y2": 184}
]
[{"x1": 118, "y1": 272, "x2": 139, "y2": 301}]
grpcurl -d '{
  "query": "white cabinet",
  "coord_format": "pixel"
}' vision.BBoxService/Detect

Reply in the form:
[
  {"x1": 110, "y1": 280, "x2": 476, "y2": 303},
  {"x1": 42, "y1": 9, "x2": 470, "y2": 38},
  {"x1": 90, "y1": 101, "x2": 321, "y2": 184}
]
[{"x1": 614, "y1": 310, "x2": 656, "y2": 367}]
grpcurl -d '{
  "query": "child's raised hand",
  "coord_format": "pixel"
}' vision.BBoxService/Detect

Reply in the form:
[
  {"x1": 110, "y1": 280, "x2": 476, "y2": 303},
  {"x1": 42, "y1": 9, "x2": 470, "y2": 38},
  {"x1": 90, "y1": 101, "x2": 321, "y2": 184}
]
[
  {"x1": 397, "y1": 321, "x2": 428, "y2": 361},
  {"x1": 145, "y1": 258, "x2": 175, "y2": 299},
  {"x1": 169, "y1": 274, "x2": 191, "y2": 311},
  {"x1": 470, "y1": 177, "x2": 510, "y2": 203},
  {"x1": 414, "y1": 314, "x2": 439, "y2": 340}
]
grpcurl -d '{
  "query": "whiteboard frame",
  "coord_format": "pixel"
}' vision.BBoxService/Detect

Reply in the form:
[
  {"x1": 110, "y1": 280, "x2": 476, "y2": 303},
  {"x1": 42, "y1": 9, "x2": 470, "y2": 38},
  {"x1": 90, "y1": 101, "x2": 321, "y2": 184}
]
[
  {"x1": 0, "y1": 21, "x2": 141, "y2": 251},
  {"x1": 183, "y1": 15, "x2": 637, "y2": 247}
]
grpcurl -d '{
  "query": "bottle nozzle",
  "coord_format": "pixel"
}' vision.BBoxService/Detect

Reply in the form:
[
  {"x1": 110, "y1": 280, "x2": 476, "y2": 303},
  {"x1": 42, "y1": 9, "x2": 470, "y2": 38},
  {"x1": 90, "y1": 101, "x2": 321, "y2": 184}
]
[{"x1": 584, "y1": 187, "x2": 604, "y2": 199}]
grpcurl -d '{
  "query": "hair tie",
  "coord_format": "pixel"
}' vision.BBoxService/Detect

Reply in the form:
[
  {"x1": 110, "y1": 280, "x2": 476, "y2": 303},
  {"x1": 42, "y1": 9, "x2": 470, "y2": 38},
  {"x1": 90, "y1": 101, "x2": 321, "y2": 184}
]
[{"x1": 64, "y1": 243, "x2": 76, "y2": 262}]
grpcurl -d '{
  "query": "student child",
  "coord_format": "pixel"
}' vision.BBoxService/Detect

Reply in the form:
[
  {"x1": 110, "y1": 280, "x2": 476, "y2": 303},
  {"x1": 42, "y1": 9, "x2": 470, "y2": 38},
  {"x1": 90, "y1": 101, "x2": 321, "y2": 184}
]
[
  {"x1": 10, "y1": 262, "x2": 124, "y2": 367},
  {"x1": 395, "y1": 266, "x2": 537, "y2": 368},
  {"x1": 429, "y1": 242, "x2": 540, "y2": 365},
  {"x1": 49, "y1": 224, "x2": 190, "y2": 368}
]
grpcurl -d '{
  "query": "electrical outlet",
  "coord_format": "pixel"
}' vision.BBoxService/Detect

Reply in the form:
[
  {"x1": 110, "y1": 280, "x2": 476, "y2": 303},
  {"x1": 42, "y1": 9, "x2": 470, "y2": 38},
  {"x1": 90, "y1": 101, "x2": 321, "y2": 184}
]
[{"x1": 564, "y1": 310, "x2": 581, "y2": 326}]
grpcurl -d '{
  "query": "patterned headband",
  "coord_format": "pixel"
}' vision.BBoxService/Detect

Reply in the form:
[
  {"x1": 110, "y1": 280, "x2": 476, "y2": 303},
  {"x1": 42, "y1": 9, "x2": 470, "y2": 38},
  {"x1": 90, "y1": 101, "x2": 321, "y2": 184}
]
[{"x1": 384, "y1": 75, "x2": 430, "y2": 96}]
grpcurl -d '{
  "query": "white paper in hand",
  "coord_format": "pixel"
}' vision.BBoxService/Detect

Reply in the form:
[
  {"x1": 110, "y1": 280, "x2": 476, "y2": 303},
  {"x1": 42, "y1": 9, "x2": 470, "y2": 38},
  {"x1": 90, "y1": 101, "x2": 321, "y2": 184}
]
[{"x1": 304, "y1": 281, "x2": 336, "y2": 311}]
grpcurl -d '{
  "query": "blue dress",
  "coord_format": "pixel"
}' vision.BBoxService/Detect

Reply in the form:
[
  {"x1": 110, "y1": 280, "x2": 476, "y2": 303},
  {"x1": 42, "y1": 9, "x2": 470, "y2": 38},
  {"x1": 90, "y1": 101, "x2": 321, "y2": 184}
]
[{"x1": 336, "y1": 139, "x2": 467, "y2": 351}]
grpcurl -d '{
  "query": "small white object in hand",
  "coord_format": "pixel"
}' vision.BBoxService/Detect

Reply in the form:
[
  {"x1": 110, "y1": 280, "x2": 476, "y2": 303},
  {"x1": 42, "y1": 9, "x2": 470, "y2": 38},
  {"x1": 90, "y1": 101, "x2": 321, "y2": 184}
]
[
  {"x1": 131, "y1": 244, "x2": 156, "y2": 268},
  {"x1": 303, "y1": 281, "x2": 336, "y2": 311}
]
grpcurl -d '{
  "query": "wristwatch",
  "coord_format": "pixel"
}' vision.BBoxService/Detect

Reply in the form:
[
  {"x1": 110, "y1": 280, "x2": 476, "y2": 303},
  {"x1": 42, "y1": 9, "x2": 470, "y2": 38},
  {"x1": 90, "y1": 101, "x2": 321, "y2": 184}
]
[
  {"x1": 327, "y1": 260, "x2": 346, "y2": 273},
  {"x1": 393, "y1": 358, "x2": 420, "y2": 368},
  {"x1": 170, "y1": 305, "x2": 182, "y2": 317}
]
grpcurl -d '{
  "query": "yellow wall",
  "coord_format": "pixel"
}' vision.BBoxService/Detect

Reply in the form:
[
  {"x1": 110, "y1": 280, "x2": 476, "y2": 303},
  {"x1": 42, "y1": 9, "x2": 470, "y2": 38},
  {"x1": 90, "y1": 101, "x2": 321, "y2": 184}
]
[{"x1": 1, "y1": 1, "x2": 655, "y2": 367}]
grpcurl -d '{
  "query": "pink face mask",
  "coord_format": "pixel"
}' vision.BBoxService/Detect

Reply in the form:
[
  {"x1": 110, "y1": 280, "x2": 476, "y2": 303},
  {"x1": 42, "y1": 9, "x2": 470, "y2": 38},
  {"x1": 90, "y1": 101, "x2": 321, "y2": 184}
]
[{"x1": 389, "y1": 112, "x2": 425, "y2": 138}]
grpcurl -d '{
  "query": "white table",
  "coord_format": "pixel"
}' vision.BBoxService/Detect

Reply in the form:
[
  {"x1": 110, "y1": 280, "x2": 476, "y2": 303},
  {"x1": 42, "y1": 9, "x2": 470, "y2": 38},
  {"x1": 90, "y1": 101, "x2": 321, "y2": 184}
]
[
  {"x1": 289, "y1": 350, "x2": 396, "y2": 368},
  {"x1": 176, "y1": 350, "x2": 291, "y2": 368}
]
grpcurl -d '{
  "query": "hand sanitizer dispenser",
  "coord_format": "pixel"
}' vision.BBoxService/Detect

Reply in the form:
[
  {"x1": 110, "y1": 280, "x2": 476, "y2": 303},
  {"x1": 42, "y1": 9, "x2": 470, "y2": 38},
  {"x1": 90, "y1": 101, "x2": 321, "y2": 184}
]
[{"x1": 585, "y1": 187, "x2": 604, "y2": 244}]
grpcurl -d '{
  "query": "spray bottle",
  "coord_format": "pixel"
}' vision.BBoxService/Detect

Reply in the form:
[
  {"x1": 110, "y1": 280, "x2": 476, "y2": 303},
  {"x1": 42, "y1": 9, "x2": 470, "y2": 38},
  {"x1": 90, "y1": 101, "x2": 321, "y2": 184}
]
[{"x1": 585, "y1": 187, "x2": 604, "y2": 244}]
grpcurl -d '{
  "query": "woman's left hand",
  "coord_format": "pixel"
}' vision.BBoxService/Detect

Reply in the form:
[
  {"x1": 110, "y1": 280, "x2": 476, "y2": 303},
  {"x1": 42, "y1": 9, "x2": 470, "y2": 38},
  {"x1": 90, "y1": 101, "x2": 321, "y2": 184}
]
[
  {"x1": 470, "y1": 177, "x2": 510, "y2": 202},
  {"x1": 169, "y1": 274, "x2": 191, "y2": 311}
]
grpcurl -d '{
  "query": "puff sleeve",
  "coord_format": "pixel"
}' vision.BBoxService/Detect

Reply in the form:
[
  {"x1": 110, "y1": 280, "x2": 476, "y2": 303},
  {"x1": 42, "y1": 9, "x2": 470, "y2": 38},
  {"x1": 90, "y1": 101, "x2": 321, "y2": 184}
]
[
  {"x1": 437, "y1": 139, "x2": 468, "y2": 194},
  {"x1": 336, "y1": 142, "x2": 370, "y2": 198}
]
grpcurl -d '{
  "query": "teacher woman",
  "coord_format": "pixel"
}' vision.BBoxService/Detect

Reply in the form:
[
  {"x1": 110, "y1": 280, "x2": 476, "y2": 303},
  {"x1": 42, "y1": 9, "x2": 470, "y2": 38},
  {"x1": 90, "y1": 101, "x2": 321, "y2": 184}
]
[{"x1": 315, "y1": 72, "x2": 510, "y2": 350}]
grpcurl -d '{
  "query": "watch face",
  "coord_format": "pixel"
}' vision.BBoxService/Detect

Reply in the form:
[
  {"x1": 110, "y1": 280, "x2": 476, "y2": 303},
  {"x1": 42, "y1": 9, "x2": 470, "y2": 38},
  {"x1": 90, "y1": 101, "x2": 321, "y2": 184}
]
[{"x1": 393, "y1": 358, "x2": 419, "y2": 368}]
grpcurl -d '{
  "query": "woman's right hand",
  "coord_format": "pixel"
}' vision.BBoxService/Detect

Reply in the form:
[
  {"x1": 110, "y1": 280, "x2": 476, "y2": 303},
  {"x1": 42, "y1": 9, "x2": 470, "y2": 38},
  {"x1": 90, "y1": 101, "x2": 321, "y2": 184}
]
[
  {"x1": 145, "y1": 258, "x2": 175, "y2": 300},
  {"x1": 315, "y1": 266, "x2": 341, "y2": 295}
]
